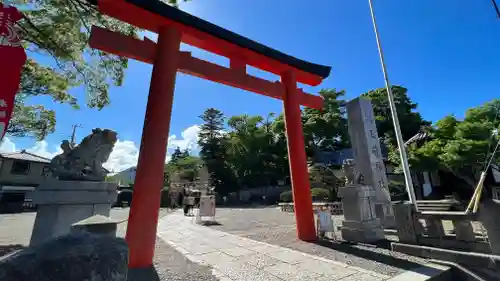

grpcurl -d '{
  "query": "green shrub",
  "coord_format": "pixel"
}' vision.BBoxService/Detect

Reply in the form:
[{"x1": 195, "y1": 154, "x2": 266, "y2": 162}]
[
  {"x1": 311, "y1": 188, "x2": 329, "y2": 202},
  {"x1": 279, "y1": 190, "x2": 293, "y2": 202}
]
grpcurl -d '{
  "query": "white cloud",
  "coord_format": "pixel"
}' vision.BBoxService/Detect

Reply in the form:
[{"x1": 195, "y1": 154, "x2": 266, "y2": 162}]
[
  {"x1": 0, "y1": 137, "x2": 16, "y2": 153},
  {"x1": 26, "y1": 141, "x2": 63, "y2": 159},
  {"x1": 168, "y1": 125, "x2": 200, "y2": 152},
  {"x1": 0, "y1": 138, "x2": 62, "y2": 159},
  {"x1": 103, "y1": 140, "x2": 140, "y2": 173},
  {"x1": 0, "y1": 125, "x2": 202, "y2": 173}
]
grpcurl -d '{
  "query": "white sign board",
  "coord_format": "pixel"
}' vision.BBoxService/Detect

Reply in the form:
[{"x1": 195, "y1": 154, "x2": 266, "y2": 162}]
[
  {"x1": 318, "y1": 210, "x2": 334, "y2": 232},
  {"x1": 199, "y1": 195, "x2": 216, "y2": 217}
]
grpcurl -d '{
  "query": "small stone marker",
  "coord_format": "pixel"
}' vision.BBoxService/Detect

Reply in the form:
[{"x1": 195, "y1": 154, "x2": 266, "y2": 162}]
[{"x1": 71, "y1": 215, "x2": 126, "y2": 237}]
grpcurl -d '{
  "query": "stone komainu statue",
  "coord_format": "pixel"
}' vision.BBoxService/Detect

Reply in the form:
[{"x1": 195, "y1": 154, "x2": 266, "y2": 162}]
[
  {"x1": 342, "y1": 159, "x2": 364, "y2": 185},
  {"x1": 50, "y1": 128, "x2": 118, "y2": 181}
]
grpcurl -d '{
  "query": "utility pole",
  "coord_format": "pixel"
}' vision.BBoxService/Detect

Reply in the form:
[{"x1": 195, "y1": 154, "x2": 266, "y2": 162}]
[
  {"x1": 70, "y1": 124, "x2": 82, "y2": 147},
  {"x1": 367, "y1": 0, "x2": 418, "y2": 207}
]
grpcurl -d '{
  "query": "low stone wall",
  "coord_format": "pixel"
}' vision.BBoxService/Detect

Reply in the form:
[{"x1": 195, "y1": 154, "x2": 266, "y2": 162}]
[{"x1": 278, "y1": 202, "x2": 344, "y2": 215}]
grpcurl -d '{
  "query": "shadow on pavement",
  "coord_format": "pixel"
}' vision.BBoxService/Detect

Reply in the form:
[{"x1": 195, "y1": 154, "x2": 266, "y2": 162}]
[
  {"x1": 0, "y1": 244, "x2": 25, "y2": 260},
  {"x1": 315, "y1": 239, "x2": 424, "y2": 271},
  {"x1": 127, "y1": 266, "x2": 160, "y2": 281},
  {"x1": 199, "y1": 221, "x2": 222, "y2": 226}
]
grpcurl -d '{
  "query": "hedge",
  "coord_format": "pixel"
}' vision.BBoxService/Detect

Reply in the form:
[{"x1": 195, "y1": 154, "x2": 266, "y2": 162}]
[
  {"x1": 310, "y1": 188, "x2": 329, "y2": 202},
  {"x1": 279, "y1": 188, "x2": 330, "y2": 203}
]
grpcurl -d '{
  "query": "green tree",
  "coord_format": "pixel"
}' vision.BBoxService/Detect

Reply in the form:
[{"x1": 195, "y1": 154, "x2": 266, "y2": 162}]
[
  {"x1": 362, "y1": 86, "x2": 431, "y2": 146},
  {"x1": 302, "y1": 89, "x2": 349, "y2": 155},
  {"x1": 170, "y1": 147, "x2": 190, "y2": 164},
  {"x1": 403, "y1": 99, "x2": 500, "y2": 192},
  {"x1": 308, "y1": 164, "x2": 343, "y2": 201},
  {"x1": 225, "y1": 113, "x2": 288, "y2": 188},
  {"x1": 198, "y1": 108, "x2": 236, "y2": 195},
  {"x1": 271, "y1": 89, "x2": 349, "y2": 161},
  {"x1": 9, "y1": 0, "x2": 187, "y2": 139},
  {"x1": 166, "y1": 154, "x2": 203, "y2": 183}
]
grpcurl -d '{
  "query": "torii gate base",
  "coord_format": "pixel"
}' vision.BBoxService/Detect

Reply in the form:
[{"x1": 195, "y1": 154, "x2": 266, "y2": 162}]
[
  {"x1": 88, "y1": 0, "x2": 331, "y2": 268},
  {"x1": 126, "y1": 26, "x2": 316, "y2": 268}
]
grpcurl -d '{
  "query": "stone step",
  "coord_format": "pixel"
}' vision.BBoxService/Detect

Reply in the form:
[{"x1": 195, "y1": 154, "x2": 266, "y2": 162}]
[{"x1": 429, "y1": 260, "x2": 500, "y2": 281}]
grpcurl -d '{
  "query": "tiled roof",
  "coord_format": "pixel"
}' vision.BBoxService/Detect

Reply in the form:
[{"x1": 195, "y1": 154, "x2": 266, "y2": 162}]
[
  {"x1": 0, "y1": 150, "x2": 51, "y2": 163},
  {"x1": 405, "y1": 131, "x2": 432, "y2": 146}
]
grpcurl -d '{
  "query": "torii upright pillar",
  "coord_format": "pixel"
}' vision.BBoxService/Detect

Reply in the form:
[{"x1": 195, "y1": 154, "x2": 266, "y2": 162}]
[
  {"x1": 282, "y1": 71, "x2": 316, "y2": 241},
  {"x1": 126, "y1": 25, "x2": 181, "y2": 268}
]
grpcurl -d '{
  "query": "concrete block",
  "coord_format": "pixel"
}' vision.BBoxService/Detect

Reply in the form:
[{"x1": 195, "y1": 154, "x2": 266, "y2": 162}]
[
  {"x1": 29, "y1": 180, "x2": 118, "y2": 246},
  {"x1": 391, "y1": 242, "x2": 500, "y2": 270},
  {"x1": 453, "y1": 220, "x2": 475, "y2": 242},
  {"x1": 387, "y1": 263, "x2": 451, "y2": 281},
  {"x1": 393, "y1": 202, "x2": 420, "y2": 244},
  {"x1": 478, "y1": 200, "x2": 500, "y2": 255},
  {"x1": 341, "y1": 226, "x2": 385, "y2": 243}
]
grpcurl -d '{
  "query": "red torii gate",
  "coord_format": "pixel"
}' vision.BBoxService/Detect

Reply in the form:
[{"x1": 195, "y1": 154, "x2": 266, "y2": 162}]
[{"x1": 88, "y1": 0, "x2": 331, "y2": 268}]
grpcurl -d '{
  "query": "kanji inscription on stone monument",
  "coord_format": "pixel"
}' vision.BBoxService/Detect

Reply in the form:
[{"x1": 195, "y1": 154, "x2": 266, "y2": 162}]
[{"x1": 346, "y1": 97, "x2": 394, "y2": 227}]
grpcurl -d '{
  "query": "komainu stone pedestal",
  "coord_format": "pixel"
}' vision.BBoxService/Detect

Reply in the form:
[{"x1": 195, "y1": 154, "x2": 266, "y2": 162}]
[
  {"x1": 29, "y1": 180, "x2": 117, "y2": 246},
  {"x1": 338, "y1": 184, "x2": 384, "y2": 243}
]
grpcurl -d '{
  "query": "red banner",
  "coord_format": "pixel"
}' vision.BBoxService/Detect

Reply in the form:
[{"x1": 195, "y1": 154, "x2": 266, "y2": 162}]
[{"x1": 0, "y1": 5, "x2": 26, "y2": 140}]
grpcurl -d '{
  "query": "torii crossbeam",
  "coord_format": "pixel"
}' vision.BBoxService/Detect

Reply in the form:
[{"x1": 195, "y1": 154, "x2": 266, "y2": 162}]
[{"x1": 87, "y1": 0, "x2": 332, "y2": 268}]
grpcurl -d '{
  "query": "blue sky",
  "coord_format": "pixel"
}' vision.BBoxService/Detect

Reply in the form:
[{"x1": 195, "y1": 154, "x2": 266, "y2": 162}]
[{"x1": 2, "y1": 0, "x2": 500, "y2": 172}]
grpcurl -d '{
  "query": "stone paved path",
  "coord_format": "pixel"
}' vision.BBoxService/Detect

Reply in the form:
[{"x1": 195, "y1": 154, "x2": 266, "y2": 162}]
[
  {"x1": 157, "y1": 211, "x2": 392, "y2": 281},
  {"x1": 209, "y1": 207, "x2": 431, "y2": 276}
]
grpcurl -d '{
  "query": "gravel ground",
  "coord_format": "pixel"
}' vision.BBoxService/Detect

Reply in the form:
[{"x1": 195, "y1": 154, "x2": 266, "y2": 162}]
[
  {"x1": 1, "y1": 208, "x2": 222, "y2": 281},
  {"x1": 208, "y1": 207, "x2": 431, "y2": 277}
]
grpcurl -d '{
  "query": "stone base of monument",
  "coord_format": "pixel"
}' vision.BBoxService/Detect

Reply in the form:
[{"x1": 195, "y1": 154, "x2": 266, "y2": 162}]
[
  {"x1": 29, "y1": 180, "x2": 117, "y2": 247},
  {"x1": 340, "y1": 220, "x2": 385, "y2": 243},
  {"x1": 338, "y1": 184, "x2": 385, "y2": 243},
  {"x1": 373, "y1": 188, "x2": 396, "y2": 229}
]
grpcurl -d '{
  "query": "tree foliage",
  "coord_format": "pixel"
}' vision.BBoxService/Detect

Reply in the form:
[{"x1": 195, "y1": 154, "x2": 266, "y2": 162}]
[
  {"x1": 405, "y1": 99, "x2": 500, "y2": 191},
  {"x1": 194, "y1": 89, "x2": 350, "y2": 195},
  {"x1": 308, "y1": 164, "x2": 342, "y2": 201},
  {"x1": 9, "y1": 0, "x2": 186, "y2": 140},
  {"x1": 362, "y1": 86, "x2": 431, "y2": 146},
  {"x1": 165, "y1": 148, "x2": 203, "y2": 184},
  {"x1": 198, "y1": 108, "x2": 237, "y2": 195}
]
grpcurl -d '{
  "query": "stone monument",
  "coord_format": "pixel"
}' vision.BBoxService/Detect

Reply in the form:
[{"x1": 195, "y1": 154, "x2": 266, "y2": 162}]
[
  {"x1": 29, "y1": 128, "x2": 119, "y2": 246},
  {"x1": 338, "y1": 160, "x2": 385, "y2": 243},
  {"x1": 346, "y1": 97, "x2": 395, "y2": 228}
]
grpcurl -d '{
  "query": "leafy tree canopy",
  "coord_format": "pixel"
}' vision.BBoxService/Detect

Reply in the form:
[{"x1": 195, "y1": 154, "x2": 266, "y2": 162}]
[
  {"x1": 402, "y1": 99, "x2": 500, "y2": 188},
  {"x1": 362, "y1": 86, "x2": 431, "y2": 145},
  {"x1": 9, "y1": 0, "x2": 186, "y2": 140}
]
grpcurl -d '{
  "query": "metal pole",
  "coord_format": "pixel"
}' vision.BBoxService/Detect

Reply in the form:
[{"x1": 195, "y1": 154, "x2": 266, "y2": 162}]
[{"x1": 367, "y1": 0, "x2": 418, "y2": 207}]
